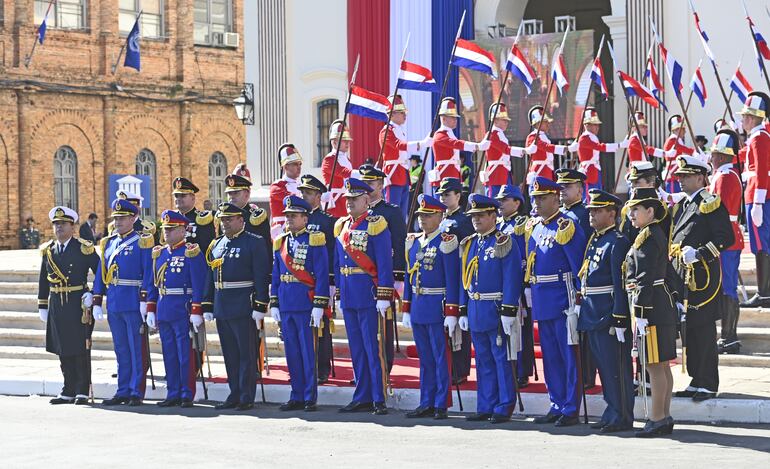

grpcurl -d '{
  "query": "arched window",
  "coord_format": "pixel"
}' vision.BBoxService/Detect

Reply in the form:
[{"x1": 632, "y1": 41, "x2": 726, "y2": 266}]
[
  {"x1": 135, "y1": 149, "x2": 157, "y2": 219},
  {"x1": 316, "y1": 99, "x2": 339, "y2": 165},
  {"x1": 208, "y1": 152, "x2": 228, "y2": 206},
  {"x1": 53, "y1": 146, "x2": 78, "y2": 210}
]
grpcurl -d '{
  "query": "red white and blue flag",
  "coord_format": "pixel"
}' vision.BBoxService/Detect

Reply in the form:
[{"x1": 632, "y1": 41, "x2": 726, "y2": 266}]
[
  {"x1": 451, "y1": 39, "x2": 498, "y2": 78},
  {"x1": 730, "y1": 66, "x2": 753, "y2": 103},
  {"x1": 551, "y1": 50, "x2": 569, "y2": 96},
  {"x1": 749, "y1": 17, "x2": 770, "y2": 70},
  {"x1": 590, "y1": 57, "x2": 609, "y2": 99},
  {"x1": 689, "y1": 1, "x2": 715, "y2": 62},
  {"x1": 397, "y1": 60, "x2": 440, "y2": 93},
  {"x1": 505, "y1": 44, "x2": 536, "y2": 94},
  {"x1": 644, "y1": 47, "x2": 667, "y2": 111},
  {"x1": 689, "y1": 66, "x2": 708, "y2": 107},
  {"x1": 659, "y1": 43, "x2": 684, "y2": 98},
  {"x1": 347, "y1": 86, "x2": 391, "y2": 122},
  {"x1": 619, "y1": 71, "x2": 660, "y2": 108}
]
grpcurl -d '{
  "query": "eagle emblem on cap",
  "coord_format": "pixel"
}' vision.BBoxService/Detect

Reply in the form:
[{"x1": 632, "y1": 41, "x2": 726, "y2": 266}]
[
  {"x1": 630, "y1": 166, "x2": 638, "y2": 177},
  {"x1": 54, "y1": 208, "x2": 64, "y2": 218},
  {"x1": 471, "y1": 200, "x2": 477, "y2": 208},
  {"x1": 534, "y1": 181, "x2": 541, "y2": 191},
  {"x1": 420, "y1": 199, "x2": 426, "y2": 208},
  {"x1": 227, "y1": 177, "x2": 235, "y2": 187},
  {"x1": 346, "y1": 180, "x2": 352, "y2": 190},
  {"x1": 677, "y1": 158, "x2": 686, "y2": 168},
  {"x1": 118, "y1": 191, "x2": 127, "y2": 199},
  {"x1": 116, "y1": 201, "x2": 124, "y2": 210},
  {"x1": 175, "y1": 179, "x2": 183, "y2": 189},
  {"x1": 163, "y1": 214, "x2": 171, "y2": 222}
]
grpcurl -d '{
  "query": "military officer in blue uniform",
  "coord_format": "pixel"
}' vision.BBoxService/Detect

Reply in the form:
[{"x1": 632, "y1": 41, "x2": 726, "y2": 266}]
[
  {"x1": 172, "y1": 177, "x2": 216, "y2": 252},
  {"x1": 334, "y1": 178, "x2": 394, "y2": 415},
  {"x1": 203, "y1": 202, "x2": 270, "y2": 410},
  {"x1": 299, "y1": 174, "x2": 337, "y2": 383},
  {"x1": 436, "y1": 177, "x2": 473, "y2": 384},
  {"x1": 270, "y1": 196, "x2": 330, "y2": 412},
  {"x1": 459, "y1": 194, "x2": 523, "y2": 423},
  {"x1": 556, "y1": 168, "x2": 592, "y2": 238},
  {"x1": 360, "y1": 164, "x2": 406, "y2": 373},
  {"x1": 93, "y1": 199, "x2": 154, "y2": 406},
  {"x1": 145, "y1": 210, "x2": 208, "y2": 408},
  {"x1": 109, "y1": 190, "x2": 157, "y2": 241},
  {"x1": 495, "y1": 185, "x2": 536, "y2": 389},
  {"x1": 402, "y1": 194, "x2": 461, "y2": 420},
  {"x1": 526, "y1": 177, "x2": 587, "y2": 426},
  {"x1": 578, "y1": 189, "x2": 634, "y2": 432}
]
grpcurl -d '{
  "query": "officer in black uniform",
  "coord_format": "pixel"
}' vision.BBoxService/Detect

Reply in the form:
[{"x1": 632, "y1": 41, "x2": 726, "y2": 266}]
[
  {"x1": 299, "y1": 174, "x2": 337, "y2": 383},
  {"x1": 360, "y1": 164, "x2": 406, "y2": 373},
  {"x1": 670, "y1": 156, "x2": 734, "y2": 402},
  {"x1": 224, "y1": 174, "x2": 270, "y2": 252},
  {"x1": 38, "y1": 206, "x2": 99, "y2": 404},
  {"x1": 172, "y1": 177, "x2": 216, "y2": 251}
]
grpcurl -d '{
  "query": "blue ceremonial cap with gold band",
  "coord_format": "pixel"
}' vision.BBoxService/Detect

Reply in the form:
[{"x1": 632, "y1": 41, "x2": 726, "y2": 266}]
[
  {"x1": 298, "y1": 174, "x2": 327, "y2": 193},
  {"x1": 465, "y1": 193, "x2": 500, "y2": 214},
  {"x1": 224, "y1": 174, "x2": 252, "y2": 193},
  {"x1": 555, "y1": 168, "x2": 587, "y2": 185},
  {"x1": 435, "y1": 177, "x2": 463, "y2": 194},
  {"x1": 343, "y1": 177, "x2": 373, "y2": 197},
  {"x1": 585, "y1": 189, "x2": 621, "y2": 209},
  {"x1": 416, "y1": 194, "x2": 447, "y2": 214},
  {"x1": 216, "y1": 202, "x2": 243, "y2": 218},
  {"x1": 359, "y1": 164, "x2": 387, "y2": 181},
  {"x1": 111, "y1": 198, "x2": 139, "y2": 217},
  {"x1": 49, "y1": 206, "x2": 78, "y2": 223},
  {"x1": 530, "y1": 176, "x2": 562, "y2": 196},
  {"x1": 283, "y1": 195, "x2": 311, "y2": 214},
  {"x1": 495, "y1": 184, "x2": 524, "y2": 202},
  {"x1": 160, "y1": 209, "x2": 189, "y2": 228}
]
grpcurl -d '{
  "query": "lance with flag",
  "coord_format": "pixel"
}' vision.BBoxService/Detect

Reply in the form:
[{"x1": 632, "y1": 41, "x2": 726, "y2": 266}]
[
  {"x1": 644, "y1": 43, "x2": 668, "y2": 111},
  {"x1": 24, "y1": 0, "x2": 56, "y2": 68},
  {"x1": 730, "y1": 63, "x2": 753, "y2": 104},
  {"x1": 743, "y1": 0, "x2": 770, "y2": 90}
]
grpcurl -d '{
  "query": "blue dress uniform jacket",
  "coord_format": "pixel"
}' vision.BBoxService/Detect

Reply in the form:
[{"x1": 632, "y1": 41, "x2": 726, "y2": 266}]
[
  {"x1": 370, "y1": 199, "x2": 406, "y2": 282},
  {"x1": 562, "y1": 201, "x2": 592, "y2": 240},
  {"x1": 442, "y1": 207, "x2": 474, "y2": 240}
]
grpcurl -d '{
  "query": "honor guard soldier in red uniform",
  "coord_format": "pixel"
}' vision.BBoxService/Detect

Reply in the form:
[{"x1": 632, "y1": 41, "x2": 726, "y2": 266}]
[
  {"x1": 145, "y1": 210, "x2": 208, "y2": 408},
  {"x1": 627, "y1": 111, "x2": 674, "y2": 167},
  {"x1": 428, "y1": 97, "x2": 490, "y2": 191},
  {"x1": 568, "y1": 107, "x2": 628, "y2": 193},
  {"x1": 269, "y1": 143, "x2": 303, "y2": 239},
  {"x1": 270, "y1": 196, "x2": 330, "y2": 412},
  {"x1": 334, "y1": 178, "x2": 394, "y2": 415},
  {"x1": 708, "y1": 130, "x2": 745, "y2": 354},
  {"x1": 224, "y1": 173, "x2": 270, "y2": 254},
  {"x1": 172, "y1": 177, "x2": 215, "y2": 257},
  {"x1": 379, "y1": 94, "x2": 432, "y2": 219},
  {"x1": 524, "y1": 106, "x2": 567, "y2": 186},
  {"x1": 480, "y1": 103, "x2": 526, "y2": 197},
  {"x1": 299, "y1": 174, "x2": 337, "y2": 383},
  {"x1": 322, "y1": 120, "x2": 357, "y2": 218},
  {"x1": 38, "y1": 207, "x2": 99, "y2": 404},
  {"x1": 662, "y1": 115, "x2": 695, "y2": 193}
]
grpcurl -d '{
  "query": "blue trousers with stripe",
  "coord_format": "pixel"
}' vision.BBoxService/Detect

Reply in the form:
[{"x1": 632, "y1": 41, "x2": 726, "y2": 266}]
[
  {"x1": 107, "y1": 310, "x2": 145, "y2": 398},
  {"x1": 471, "y1": 327, "x2": 516, "y2": 416},
  {"x1": 386, "y1": 184, "x2": 410, "y2": 221},
  {"x1": 721, "y1": 249, "x2": 741, "y2": 299},
  {"x1": 538, "y1": 316, "x2": 580, "y2": 417},
  {"x1": 412, "y1": 321, "x2": 450, "y2": 409},
  {"x1": 158, "y1": 317, "x2": 193, "y2": 400},
  {"x1": 217, "y1": 316, "x2": 257, "y2": 405},
  {"x1": 282, "y1": 310, "x2": 318, "y2": 403},
  {"x1": 587, "y1": 326, "x2": 634, "y2": 426},
  {"x1": 343, "y1": 307, "x2": 386, "y2": 404}
]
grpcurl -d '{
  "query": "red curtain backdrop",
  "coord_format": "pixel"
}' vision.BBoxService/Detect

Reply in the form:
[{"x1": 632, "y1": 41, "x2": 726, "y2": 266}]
[{"x1": 347, "y1": 0, "x2": 390, "y2": 167}]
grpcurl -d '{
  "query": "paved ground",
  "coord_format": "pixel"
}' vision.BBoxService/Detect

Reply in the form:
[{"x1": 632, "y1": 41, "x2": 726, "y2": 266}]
[{"x1": 2, "y1": 396, "x2": 769, "y2": 468}]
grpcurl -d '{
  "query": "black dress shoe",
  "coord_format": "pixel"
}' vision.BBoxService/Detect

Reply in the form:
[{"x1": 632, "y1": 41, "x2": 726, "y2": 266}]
[
  {"x1": 303, "y1": 401, "x2": 317, "y2": 412},
  {"x1": 180, "y1": 399, "x2": 194, "y2": 408},
  {"x1": 664, "y1": 416, "x2": 675, "y2": 434},
  {"x1": 236, "y1": 402, "x2": 254, "y2": 411},
  {"x1": 554, "y1": 415, "x2": 579, "y2": 427},
  {"x1": 318, "y1": 375, "x2": 329, "y2": 385},
  {"x1": 433, "y1": 408, "x2": 448, "y2": 420},
  {"x1": 406, "y1": 406, "x2": 435, "y2": 418},
  {"x1": 102, "y1": 396, "x2": 129, "y2": 406},
  {"x1": 74, "y1": 397, "x2": 89, "y2": 405},
  {"x1": 674, "y1": 389, "x2": 697, "y2": 398},
  {"x1": 49, "y1": 397, "x2": 75, "y2": 405},
  {"x1": 533, "y1": 412, "x2": 561, "y2": 424},
  {"x1": 215, "y1": 401, "x2": 238, "y2": 410},
  {"x1": 590, "y1": 421, "x2": 607, "y2": 429},
  {"x1": 157, "y1": 398, "x2": 181, "y2": 407},
  {"x1": 517, "y1": 377, "x2": 529, "y2": 388},
  {"x1": 600, "y1": 423, "x2": 633, "y2": 433},
  {"x1": 489, "y1": 413, "x2": 511, "y2": 424},
  {"x1": 692, "y1": 391, "x2": 716, "y2": 402},
  {"x1": 635, "y1": 419, "x2": 671, "y2": 438},
  {"x1": 466, "y1": 412, "x2": 493, "y2": 422},
  {"x1": 372, "y1": 402, "x2": 388, "y2": 415},
  {"x1": 127, "y1": 397, "x2": 143, "y2": 407},
  {"x1": 339, "y1": 401, "x2": 373, "y2": 413},
  {"x1": 280, "y1": 400, "x2": 304, "y2": 411}
]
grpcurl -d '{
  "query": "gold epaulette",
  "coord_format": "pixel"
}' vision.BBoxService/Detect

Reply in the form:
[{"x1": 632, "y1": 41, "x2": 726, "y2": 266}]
[
  {"x1": 196, "y1": 210, "x2": 213, "y2": 225},
  {"x1": 633, "y1": 226, "x2": 651, "y2": 250},
  {"x1": 40, "y1": 241, "x2": 54, "y2": 257},
  {"x1": 309, "y1": 231, "x2": 326, "y2": 247},
  {"x1": 139, "y1": 233, "x2": 155, "y2": 249},
  {"x1": 513, "y1": 215, "x2": 529, "y2": 236},
  {"x1": 77, "y1": 238, "x2": 95, "y2": 255},
  {"x1": 250, "y1": 207, "x2": 267, "y2": 226},
  {"x1": 99, "y1": 235, "x2": 112, "y2": 255},
  {"x1": 494, "y1": 231, "x2": 513, "y2": 258},
  {"x1": 205, "y1": 237, "x2": 221, "y2": 267},
  {"x1": 152, "y1": 245, "x2": 164, "y2": 259},
  {"x1": 334, "y1": 216, "x2": 349, "y2": 238},
  {"x1": 141, "y1": 219, "x2": 156, "y2": 235},
  {"x1": 524, "y1": 216, "x2": 539, "y2": 243},
  {"x1": 185, "y1": 243, "x2": 201, "y2": 258},
  {"x1": 405, "y1": 233, "x2": 419, "y2": 253},
  {"x1": 699, "y1": 192, "x2": 721, "y2": 214},
  {"x1": 555, "y1": 217, "x2": 575, "y2": 245},
  {"x1": 366, "y1": 215, "x2": 387, "y2": 236},
  {"x1": 273, "y1": 232, "x2": 288, "y2": 251},
  {"x1": 440, "y1": 232, "x2": 459, "y2": 254}
]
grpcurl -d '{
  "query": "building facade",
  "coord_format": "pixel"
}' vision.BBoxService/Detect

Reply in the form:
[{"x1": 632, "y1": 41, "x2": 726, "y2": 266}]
[{"x1": 0, "y1": 0, "x2": 247, "y2": 248}]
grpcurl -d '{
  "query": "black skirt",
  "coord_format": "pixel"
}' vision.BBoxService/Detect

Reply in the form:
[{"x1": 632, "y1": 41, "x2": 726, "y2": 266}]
[{"x1": 643, "y1": 323, "x2": 677, "y2": 364}]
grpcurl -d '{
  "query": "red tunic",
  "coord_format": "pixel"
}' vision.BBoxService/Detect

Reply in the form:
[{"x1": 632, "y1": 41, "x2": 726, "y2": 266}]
[
  {"x1": 321, "y1": 150, "x2": 353, "y2": 218},
  {"x1": 379, "y1": 123, "x2": 413, "y2": 187},
  {"x1": 525, "y1": 131, "x2": 560, "y2": 184},
  {"x1": 269, "y1": 177, "x2": 300, "y2": 239},
  {"x1": 430, "y1": 126, "x2": 475, "y2": 186},
  {"x1": 577, "y1": 131, "x2": 616, "y2": 185},
  {"x1": 627, "y1": 133, "x2": 663, "y2": 163},
  {"x1": 744, "y1": 125, "x2": 770, "y2": 205},
  {"x1": 662, "y1": 135, "x2": 694, "y2": 181},
  {"x1": 483, "y1": 127, "x2": 520, "y2": 187},
  {"x1": 710, "y1": 163, "x2": 744, "y2": 251}
]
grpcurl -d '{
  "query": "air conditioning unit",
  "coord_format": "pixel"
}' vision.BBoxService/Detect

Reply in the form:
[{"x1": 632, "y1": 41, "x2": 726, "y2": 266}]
[
  {"x1": 210, "y1": 32, "x2": 225, "y2": 46},
  {"x1": 224, "y1": 32, "x2": 239, "y2": 48}
]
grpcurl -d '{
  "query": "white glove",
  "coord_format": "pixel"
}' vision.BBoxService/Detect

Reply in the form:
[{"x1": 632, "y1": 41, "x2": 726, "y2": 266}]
[
  {"x1": 139, "y1": 301, "x2": 147, "y2": 321},
  {"x1": 81, "y1": 292, "x2": 93, "y2": 308},
  {"x1": 614, "y1": 327, "x2": 626, "y2": 343},
  {"x1": 752, "y1": 203, "x2": 764, "y2": 227},
  {"x1": 619, "y1": 138, "x2": 630, "y2": 149},
  {"x1": 420, "y1": 136, "x2": 434, "y2": 148},
  {"x1": 269, "y1": 307, "x2": 281, "y2": 323},
  {"x1": 93, "y1": 305, "x2": 104, "y2": 321},
  {"x1": 190, "y1": 314, "x2": 203, "y2": 332},
  {"x1": 676, "y1": 302, "x2": 686, "y2": 314},
  {"x1": 501, "y1": 315, "x2": 517, "y2": 336},
  {"x1": 568, "y1": 141, "x2": 579, "y2": 153},
  {"x1": 525, "y1": 143, "x2": 538, "y2": 154},
  {"x1": 401, "y1": 312, "x2": 412, "y2": 329},
  {"x1": 524, "y1": 287, "x2": 532, "y2": 308},
  {"x1": 39, "y1": 308, "x2": 48, "y2": 323},
  {"x1": 394, "y1": 281, "x2": 404, "y2": 299},
  {"x1": 311, "y1": 307, "x2": 324, "y2": 328},
  {"x1": 252, "y1": 310, "x2": 266, "y2": 329},
  {"x1": 477, "y1": 139, "x2": 491, "y2": 151},
  {"x1": 146, "y1": 312, "x2": 156, "y2": 329},
  {"x1": 203, "y1": 312, "x2": 214, "y2": 322},
  {"x1": 458, "y1": 316, "x2": 469, "y2": 331},
  {"x1": 444, "y1": 316, "x2": 458, "y2": 335},
  {"x1": 329, "y1": 285, "x2": 336, "y2": 301},
  {"x1": 376, "y1": 300, "x2": 390, "y2": 318},
  {"x1": 334, "y1": 300, "x2": 341, "y2": 314},
  {"x1": 505, "y1": 316, "x2": 522, "y2": 353},
  {"x1": 636, "y1": 317, "x2": 649, "y2": 335},
  {"x1": 681, "y1": 245, "x2": 698, "y2": 265},
  {"x1": 565, "y1": 309, "x2": 579, "y2": 345}
]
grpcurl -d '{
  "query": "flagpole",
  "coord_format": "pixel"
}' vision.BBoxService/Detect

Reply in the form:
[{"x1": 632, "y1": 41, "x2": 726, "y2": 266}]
[
  {"x1": 612, "y1": 97, "x2": 639, "y2": 194},
  {"x1": 375, "y1": 33, "x2": 410, "y2": 169},
  {"x1": 742, "y1": 0, "x2": 770, "y2": 91},
  {"x1": 569, "y1": 34, "x2": 605, "y2": 170},
  {"x1": 24, "y1": 0, "x2": 56, "y2": 68},
  {"x1": 112, "y1": 10, "x2": 143, "y2": 75},
  {"x1": 683, "y1": 58, "x2": 702, "y2": 114},
  {"x1": 406, "y1": 9, "x2": 466, "y2": 231},
  {"x1": 469, "y1": 22, "x2": 523, "y2": 195}
]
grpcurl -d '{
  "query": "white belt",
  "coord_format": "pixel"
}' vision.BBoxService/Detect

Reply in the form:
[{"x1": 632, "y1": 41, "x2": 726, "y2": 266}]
[
  {"x1": 215, "y1": 281, "x2": 254, "y2": 290},
  {"x1": 530, "y1": 272, "x2": 571, "y2": 284},
  {"x1": 112, "y1": 279, "x2": 142, "y2": 287},
  {"x1": 742, "y1": 170, "x2": 770, "y2": 181},
  {"x1": 582, "y1": 285, "x2": 614, "y2": 295},
  {"x1": 468, "y1": 291, "x2": 503, "y2": 301},
  {"x1": 161, "y1": 287, "x2": 190, "y2": 295},
  {"x1": 436, "y1": 155, "x2": 461, "y2": 170},
  {"x1": 729, "y1": 215, "x2": 738, "y2": 222},
  {"x1": 579, "y1": 158, "x2": 600, "y2": 171},
  {"x1": 486, "y1": 157, "x2": 511, "y2": 172},
  {"x1": 413, "y1": 286, "x2": 446, "y2": 295}
]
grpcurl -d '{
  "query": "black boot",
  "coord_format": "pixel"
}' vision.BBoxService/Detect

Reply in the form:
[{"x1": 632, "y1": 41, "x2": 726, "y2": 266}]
[
  {"x1": 719, "y1": 296, "x2": 742, "y2": 354},
  {"x1": 741, "y1": 253, "x2": 770, "y2": 307}
]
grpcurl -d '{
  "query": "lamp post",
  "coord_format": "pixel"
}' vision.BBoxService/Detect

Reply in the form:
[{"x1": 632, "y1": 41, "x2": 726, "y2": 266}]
[{"x1": 233, "y1": 83, "x2": 254, "y2": 125}]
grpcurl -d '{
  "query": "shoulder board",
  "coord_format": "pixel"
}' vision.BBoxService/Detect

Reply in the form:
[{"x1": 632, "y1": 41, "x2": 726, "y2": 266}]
[
  {"x1": 699, "y1": 192, "x2": 721, "y2": 214},
  {"x1": 250, "y1": 207, "x2": 267, "y2": 226},
  {"x1": 152, "y1": 245, "x2": 164, "y2": 259},
  {"x1": 78, "y1": 238, "x2": 95, "y2": 255},
  {"x1": 513, "y1": 215, "x2": 529, "y2": 236},
  {"x1": 405, "y1": 233, "x2": 419, "y2": 252},
  {"x1": 141, "y1": 219, "x2": 156, "y2": 235},
  {"x1": 555, "y1": 217, "x2": 576, "y2": 245},
  {"x1": 366, "y1": 215, "x2": 387, "y2": 236},
  {"x1": 494, "y1": 231, "x2": 513, "y2": 258},
  {"x1": 309, "y1": 231, "x2": 326, "y2": 247},
  {"x1": 196, "y1": 210, "x2": 213, "y2": 225},
  {"x1": 40, "y1": 240, "x2": 54, "y2": 257},
  {"x1": 272, "y1": 232, "x2": 288, "y2": 251},
  {"x1": 139, "y1": 233, "x2": 155, "y2": 249},
  {"x1": 334, "y1": 216, "x2": 349, "y2": 237},
  {"x1": 185, "y1": 243, "x2": 201, "y2": 257},
  {"x1": 440, "y1": 232, "x2": 459, "y2": 254},
  {"x1": 460, "y1": 233, "x2": 477, "y2": 249},
  {"x1": 633, "y1": 226, "x2": 651, "y2": 250}
]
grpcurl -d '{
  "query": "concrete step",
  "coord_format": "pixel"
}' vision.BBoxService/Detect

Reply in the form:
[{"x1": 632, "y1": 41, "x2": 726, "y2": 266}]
[
  {"x1": 0, "y1": 271, "x2": 39, "y2": 283},
  {"x1": 0, "y1": 294, "x2": 37, "y2": 313},
  {"x1": 0, "y1": 283, "x2": 38, "y2": 294}
]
